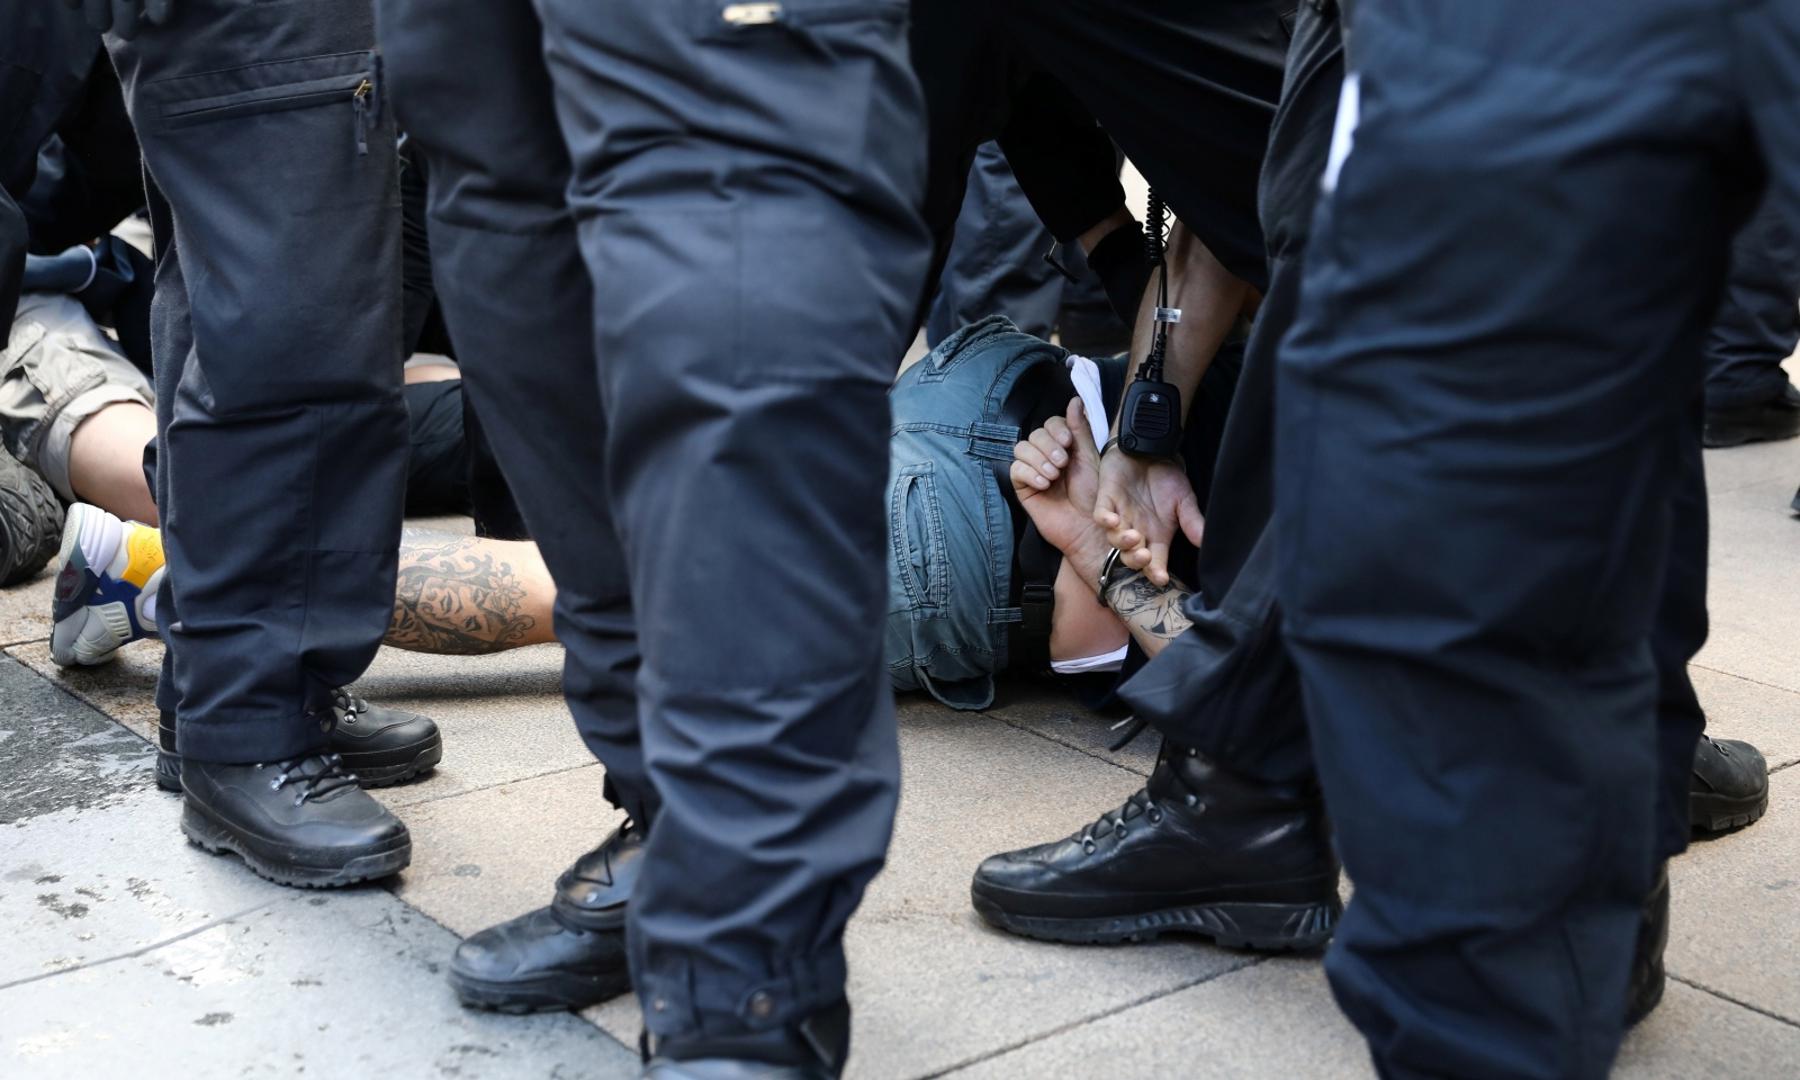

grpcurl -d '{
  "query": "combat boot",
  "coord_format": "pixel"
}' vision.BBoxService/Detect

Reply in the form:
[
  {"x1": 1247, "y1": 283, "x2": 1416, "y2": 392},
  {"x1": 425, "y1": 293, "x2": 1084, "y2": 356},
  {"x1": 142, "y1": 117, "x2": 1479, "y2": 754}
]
[
  {"x1": 971, "y1": 744, "x2": 1340, "y2": 950},
  {"x1": 1691, "y1": 735, "x2": 1769, "y2": 833},
  {"x1": 156, "y1": 690, "x2": 441, "y2": 793},
  {"x1": 449, "y1": 821, "x2": 644, "y2": 1012}
]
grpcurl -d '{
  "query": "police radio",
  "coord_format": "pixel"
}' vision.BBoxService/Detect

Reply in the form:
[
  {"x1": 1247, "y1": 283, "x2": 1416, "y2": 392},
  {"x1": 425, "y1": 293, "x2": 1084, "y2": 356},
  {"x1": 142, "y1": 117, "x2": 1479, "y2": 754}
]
[{"x1": 1116, "y1": 189, "x2": 1183, "y2": 460}]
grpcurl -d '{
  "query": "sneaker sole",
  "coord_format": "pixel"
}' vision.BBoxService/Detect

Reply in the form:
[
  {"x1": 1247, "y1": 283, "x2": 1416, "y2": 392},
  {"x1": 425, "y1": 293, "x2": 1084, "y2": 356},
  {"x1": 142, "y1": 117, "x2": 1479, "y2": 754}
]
[
  {"x1": 1691, "y1": 785, "x2": 1771, "y2": 834},
  {"x1": 155, "y1": 738, "x2": 442, "y2": 794},
  {"x1": 448, "y1": 967, "x2": 632, "y2": 1014},
  {"x1": 180, "y1": 798, "x2": 410, "y2": 889},
  {"x1": 970, "y1": 891, "x2": 1340, "y2": 952}
]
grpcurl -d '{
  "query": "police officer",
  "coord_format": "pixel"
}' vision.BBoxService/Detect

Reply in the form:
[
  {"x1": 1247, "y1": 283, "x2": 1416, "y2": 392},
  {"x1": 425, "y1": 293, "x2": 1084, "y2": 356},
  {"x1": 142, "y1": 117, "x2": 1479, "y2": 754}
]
[
  {"x1": 64, "y1": 0, "x2": 438, "y2": 887},
  {"x1": 1702, "y1": 198, "x2": 1800, "y2": 449},
  {"x1": 375, "y1": 1, "x2": 930, "y2": 1075},
  {"x1": 1268, "y1": 0, "x2": 1800, "y2": 1075}
]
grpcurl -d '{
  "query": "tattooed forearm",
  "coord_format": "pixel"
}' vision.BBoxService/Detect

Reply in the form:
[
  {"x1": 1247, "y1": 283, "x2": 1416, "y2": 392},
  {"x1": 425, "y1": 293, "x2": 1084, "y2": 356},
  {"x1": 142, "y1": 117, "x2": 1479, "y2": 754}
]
[
  {"x1": 388, "y1": 531, "x2": 539, "y2": 655},
  {"x1": 1103, "y1": 571, "x2": 1194, "y2": 656}
]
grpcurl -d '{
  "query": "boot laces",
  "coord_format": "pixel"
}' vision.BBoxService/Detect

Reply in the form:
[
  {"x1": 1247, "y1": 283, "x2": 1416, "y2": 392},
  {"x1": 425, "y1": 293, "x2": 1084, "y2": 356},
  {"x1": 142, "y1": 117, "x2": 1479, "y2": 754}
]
[
  {"x1": 1077, "y1": 786, "x2": 1159, "y2": 852},
  {"x1": 260, "y1": 753, "x2": 359, "y2": 805},
  {"x1": 332, "y1": 688, "x2": 369, "y2": 725}
]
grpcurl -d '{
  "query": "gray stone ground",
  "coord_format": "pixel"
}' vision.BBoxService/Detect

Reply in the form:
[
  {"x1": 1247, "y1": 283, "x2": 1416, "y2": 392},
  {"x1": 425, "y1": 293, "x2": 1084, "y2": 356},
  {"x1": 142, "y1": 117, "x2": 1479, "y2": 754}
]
[{"x1": 2, "y1": 432, "x2": 1796, "y2": 1080}]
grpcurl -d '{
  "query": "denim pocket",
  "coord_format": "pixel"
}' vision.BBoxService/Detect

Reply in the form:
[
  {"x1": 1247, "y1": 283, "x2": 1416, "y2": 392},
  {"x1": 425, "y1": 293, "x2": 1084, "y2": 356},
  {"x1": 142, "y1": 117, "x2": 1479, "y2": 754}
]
[{"x1": 890, "y1": 462, "x2": 948, "y2": 613}]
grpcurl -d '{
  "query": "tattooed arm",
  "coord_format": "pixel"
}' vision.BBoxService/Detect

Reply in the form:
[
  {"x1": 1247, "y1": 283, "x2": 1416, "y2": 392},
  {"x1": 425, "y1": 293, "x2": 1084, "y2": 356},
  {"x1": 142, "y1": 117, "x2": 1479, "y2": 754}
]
[
  {"x1": 1101, "y1": 567, "x2": 1194, "y2": 659},
  {"x1": 387, "y1": 530, "x2": 556, "y2": 655}
]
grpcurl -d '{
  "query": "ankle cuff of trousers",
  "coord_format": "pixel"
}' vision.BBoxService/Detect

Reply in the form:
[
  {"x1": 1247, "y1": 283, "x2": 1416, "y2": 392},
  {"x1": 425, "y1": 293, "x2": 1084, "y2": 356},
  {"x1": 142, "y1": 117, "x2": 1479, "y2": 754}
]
[
  {"x1": 174, "y1": 710, "x2": 332, "y2": 765},
  {"x1": 634, "y1": 948, "x2": 849, "y2": 1041}
]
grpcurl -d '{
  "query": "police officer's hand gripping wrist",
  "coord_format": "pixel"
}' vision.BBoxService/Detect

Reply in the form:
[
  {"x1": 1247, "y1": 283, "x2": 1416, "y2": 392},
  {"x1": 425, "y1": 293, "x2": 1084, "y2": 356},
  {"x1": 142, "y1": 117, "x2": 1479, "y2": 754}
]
[{"x1": 65, "y1": 0, "x2": 174, "y2": 40}]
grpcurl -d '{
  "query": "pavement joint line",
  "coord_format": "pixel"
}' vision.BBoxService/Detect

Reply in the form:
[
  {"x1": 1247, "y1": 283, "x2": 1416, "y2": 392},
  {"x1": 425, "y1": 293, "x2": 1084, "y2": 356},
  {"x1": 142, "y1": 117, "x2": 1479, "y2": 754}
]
[
  {"x1": 385, "y1": 759, "x2": 601, "y2": 812},
  {"x1": 919, "y1": 954, "x2": 1268, "y2": 1079},
  {"x1": 1688, "y1": 661, "x2": 1800, "y2": 699},
  {"x1": 989, "y1": 714, "x2": 1153, "y2": 780},
  {"x1": 1667, "y1": 973, "x2": 1800, "y2": 1032},
  {"x1": 1, "y1": 634, "x2": 52, "y2": 649},
  {"x1": 0, "y1": 897, "x2": 285, "y2": 994}
]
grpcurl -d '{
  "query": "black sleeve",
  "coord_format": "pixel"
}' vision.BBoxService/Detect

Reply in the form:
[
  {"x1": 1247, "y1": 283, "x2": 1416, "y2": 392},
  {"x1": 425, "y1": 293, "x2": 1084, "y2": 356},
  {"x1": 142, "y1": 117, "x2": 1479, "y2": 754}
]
[{"x1": 996, "y1": 72, "x2": 1126, "y2": 244}]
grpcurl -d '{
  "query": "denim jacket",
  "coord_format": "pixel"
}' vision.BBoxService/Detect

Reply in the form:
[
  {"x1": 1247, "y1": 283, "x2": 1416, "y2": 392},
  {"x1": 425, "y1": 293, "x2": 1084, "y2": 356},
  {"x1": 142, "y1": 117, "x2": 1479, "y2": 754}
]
[{"x1": 885, "y1": 315, "x2": 1068, "y2": 710}]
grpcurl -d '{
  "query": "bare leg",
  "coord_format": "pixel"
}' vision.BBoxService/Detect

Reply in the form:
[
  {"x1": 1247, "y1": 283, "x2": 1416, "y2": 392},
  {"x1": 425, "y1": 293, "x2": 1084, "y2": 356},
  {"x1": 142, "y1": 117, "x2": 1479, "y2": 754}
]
[
  {"x1": 388, "y1": 530, "x2": 556, "y2": 654},
  {"x1": 67, "y1": 401, "x2": 159, "y2": 525}
]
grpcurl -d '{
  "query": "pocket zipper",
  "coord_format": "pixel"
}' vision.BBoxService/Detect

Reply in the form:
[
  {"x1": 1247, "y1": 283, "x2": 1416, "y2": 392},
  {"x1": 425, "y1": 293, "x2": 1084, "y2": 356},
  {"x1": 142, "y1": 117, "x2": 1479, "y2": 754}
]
[{"x1": 352, "y1": 78, "x2": 373, "y2": 156}]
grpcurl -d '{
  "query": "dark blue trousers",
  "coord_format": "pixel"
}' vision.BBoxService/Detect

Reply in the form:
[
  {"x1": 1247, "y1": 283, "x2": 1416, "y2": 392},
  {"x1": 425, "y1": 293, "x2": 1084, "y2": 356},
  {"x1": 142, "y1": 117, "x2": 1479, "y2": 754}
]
[
  {"x1": 1276, "y1": 2, "x2": 1800, "y2": 1075},
  {"x1": 1705, "y1": 195, "x2": 1800, "y2": 410},
  {"x1": 105, "y1": 0, "x2": 408, "y2": 763},
  {"x1": 378, "y1": 0, "x2": 930, "y2": 1042}
]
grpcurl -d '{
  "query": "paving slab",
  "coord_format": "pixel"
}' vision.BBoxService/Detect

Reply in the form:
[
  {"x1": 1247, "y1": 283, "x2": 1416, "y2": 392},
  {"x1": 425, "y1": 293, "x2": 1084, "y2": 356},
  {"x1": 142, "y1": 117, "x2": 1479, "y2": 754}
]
[
  {"x1": 582, "y1": 704, "x2": 1262, "y2": 1079},
  {"x1": 983, "y1": 681, "x2": 1158, "y2": 777},
  {"x1": 1694, "y1": 477, "x2": 1800, "y2": 696},
  {"x1": 392, "y1": 763, "x2": 618, "y2": 940},
  {"x1": 0, "y1": 565, "x2": 54, "y2": 648},
  {"x1": 0, "y1": 888, "x2": 637, "y2": 1080},
  {"x1": 8, "y1": 637, "x2": 165, "y2": 743},
  {"x1": 0, "y1": 653, "x2": 152, "y2": 823},
  {"x1": 0, "y1": 783, "x2": 279, "y2": 985},
  {"x1": 1688, "y1": 664, "x2": 1800, "y2": 771},
  {"x1": 1702, "y1": 431, "x2": 1800, "y2": 497},
  {"x1": 947, "y1": 955, "x2": 1800, "y2": 1080},
  {"x1": 1665, "y1": 770, "x2": 1800, "y2": 1023}
]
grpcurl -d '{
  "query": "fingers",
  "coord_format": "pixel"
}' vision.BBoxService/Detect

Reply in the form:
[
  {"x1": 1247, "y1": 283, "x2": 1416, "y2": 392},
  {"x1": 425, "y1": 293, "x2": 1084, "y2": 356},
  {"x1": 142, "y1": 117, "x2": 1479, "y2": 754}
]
[
  {"x1": 1013, "y1": 440, "x2": 1059, "y2": 486},
  {"x1": 1010, "y1": 459, "x2": 1051, "y2": 494},
  {"x1": 1066, "y1": 396, "x2": 1100, "y2": 459},
  {"x1": 1027, "y1": 426, "x2": 1069, "y2": 469},
  {"x1": 1145, "y1": 540, "x2": 1172, "y2": 587},
  {"x1": 1178, "y1": 494, "x2": 1206, "y2": 546}
]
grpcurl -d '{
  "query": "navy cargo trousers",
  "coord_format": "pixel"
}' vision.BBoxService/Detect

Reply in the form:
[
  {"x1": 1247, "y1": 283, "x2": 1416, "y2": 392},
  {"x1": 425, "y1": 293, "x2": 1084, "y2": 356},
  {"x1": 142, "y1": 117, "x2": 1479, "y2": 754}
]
[
  {"x1": 1274, "y1": 1, "x2": 1800, "y2": 1076},
  {"x1": 106, "y1": 0, "x2": 408, "y2": 763},
  {"x1": 377, "y1": 0, "x2": 931, "y2": 1043}
]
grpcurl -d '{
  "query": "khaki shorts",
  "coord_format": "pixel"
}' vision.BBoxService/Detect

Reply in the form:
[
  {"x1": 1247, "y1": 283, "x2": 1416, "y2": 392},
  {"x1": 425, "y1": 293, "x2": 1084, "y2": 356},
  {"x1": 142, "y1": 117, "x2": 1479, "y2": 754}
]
[{"x1": 0, "y1": 292, "x2": 154, "y2": 503}]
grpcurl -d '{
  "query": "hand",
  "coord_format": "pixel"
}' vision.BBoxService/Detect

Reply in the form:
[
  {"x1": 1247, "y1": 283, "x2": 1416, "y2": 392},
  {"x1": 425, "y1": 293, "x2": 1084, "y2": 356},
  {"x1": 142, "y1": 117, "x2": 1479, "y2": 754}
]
[
  {"x1": 1010, "y1": 397, "x2": 1110, "y2": 569},
  {"x1": 65, "y1": 0, "x2": 174, "y2": 39},
  {"x1": 1093, "y1": 445, "x2": 1204, "y2": 588}
]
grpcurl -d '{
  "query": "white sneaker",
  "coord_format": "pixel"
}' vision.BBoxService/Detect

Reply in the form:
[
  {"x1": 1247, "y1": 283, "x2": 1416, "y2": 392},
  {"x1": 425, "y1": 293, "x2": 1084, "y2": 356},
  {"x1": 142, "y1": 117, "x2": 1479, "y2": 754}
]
[{"x1": 50, "y1": 503, "x2": 163, "y2": 666}]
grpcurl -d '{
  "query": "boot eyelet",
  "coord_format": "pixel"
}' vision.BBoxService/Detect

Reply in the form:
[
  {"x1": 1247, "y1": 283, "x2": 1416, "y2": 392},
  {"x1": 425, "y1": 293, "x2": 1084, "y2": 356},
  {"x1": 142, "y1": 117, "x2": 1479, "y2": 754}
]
[
  {"x1": 1115, "y1": 827, "x2": 1128, "y2": 839},
  {"x1": 1185, "y1": 793, "x2": 1198, "y2": 807},
  {"x1": 1082, "y1": 840, "x2": 1096, "y2": 854},
  {"x1": 1147, "y1": 809, "x2": 1163, "y2": 824}
]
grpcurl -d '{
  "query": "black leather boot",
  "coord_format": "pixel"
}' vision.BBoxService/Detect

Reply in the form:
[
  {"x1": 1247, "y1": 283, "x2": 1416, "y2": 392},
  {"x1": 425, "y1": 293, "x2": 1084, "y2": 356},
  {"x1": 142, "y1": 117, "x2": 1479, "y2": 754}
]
[
  {"x1": 449, "y1": 822, "x2": 644, "y2": 1012},
  {"x1": 1702, "y1": 383, "x2": 1800, "y2": 448},
  {"x1": 156, "y1": 690, "x2": 441, "y2": 793},
  {"x1": 1691, "y1": 735, "x2": 1769, "y2": 833},
  {"x1": 1626, "y1": 864, "x2": 1670, "y2": 1027},
  {"x1": 181, "y1": 754, "x2": 411, "y2": 887},
  {"x1": 641, "y1": 1000, "x2": 851, "y2": 1079},
  {"x1": 971, "y1": 745, "x2": 1341, "y2": 950}
]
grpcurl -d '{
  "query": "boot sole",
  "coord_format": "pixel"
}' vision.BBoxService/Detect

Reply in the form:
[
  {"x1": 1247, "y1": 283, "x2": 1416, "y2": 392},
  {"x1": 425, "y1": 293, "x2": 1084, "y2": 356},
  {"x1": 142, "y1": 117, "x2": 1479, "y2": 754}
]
[
  {"x1": 1702, "y1": 419, "x2": 1800, "y2": 448},
  {"x1": 155, "y1": 738, "x2": 441, "y2": 794},
  {"x1": 971, "y1": 891, "x2": 1341, "y2": 951},
  {"x1": 449, "y1": 967, "x2": 632, "y2": 1014},
  {"x1": 1691, "y1": 786, "x2": 1770, "y2": 834},
  {"x1": 350, "y1": 737, "x2": 444, "y2": 789},
  {"x1": 181, "y1": 798, "x2": 410, "y2": 889}
]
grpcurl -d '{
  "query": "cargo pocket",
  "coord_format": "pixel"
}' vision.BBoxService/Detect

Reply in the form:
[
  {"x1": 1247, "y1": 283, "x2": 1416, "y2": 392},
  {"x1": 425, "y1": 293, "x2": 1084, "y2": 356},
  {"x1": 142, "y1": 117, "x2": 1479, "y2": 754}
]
[
  {"x1": 0, "y1": 317, "x2": 110, "y2": 468},
  {"x1": 139, "y1": 51, "x2": 398, "y2": 417},
  {"x1": 890, "y1": 463, "x2": 948, "y2": 615}
]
